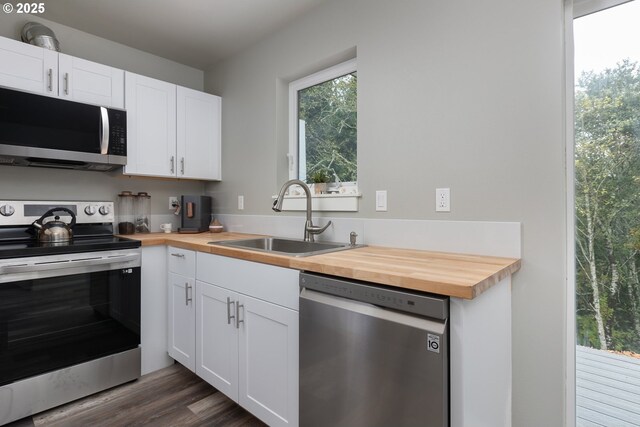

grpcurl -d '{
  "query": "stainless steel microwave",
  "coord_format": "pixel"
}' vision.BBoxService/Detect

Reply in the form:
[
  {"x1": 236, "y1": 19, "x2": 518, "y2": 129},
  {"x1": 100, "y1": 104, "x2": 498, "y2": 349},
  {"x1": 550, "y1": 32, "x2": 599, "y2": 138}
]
[{"x1": 0, "y1": 87, "x2": 126, "y2": 171}]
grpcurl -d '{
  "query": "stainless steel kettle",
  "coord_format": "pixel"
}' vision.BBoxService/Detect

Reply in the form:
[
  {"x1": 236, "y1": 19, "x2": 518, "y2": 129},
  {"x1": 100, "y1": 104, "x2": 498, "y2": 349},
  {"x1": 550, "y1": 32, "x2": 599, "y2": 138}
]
[{"x1": 32, "y1": 207, "x2": 76, "y2": 242}]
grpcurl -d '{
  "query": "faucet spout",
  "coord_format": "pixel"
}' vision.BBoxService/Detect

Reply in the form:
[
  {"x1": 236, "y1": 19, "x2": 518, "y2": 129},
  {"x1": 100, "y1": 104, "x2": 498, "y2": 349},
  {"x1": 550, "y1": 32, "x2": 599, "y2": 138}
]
[{"x1": 273, "y1": 179, "x2": 329, "y2": 242}]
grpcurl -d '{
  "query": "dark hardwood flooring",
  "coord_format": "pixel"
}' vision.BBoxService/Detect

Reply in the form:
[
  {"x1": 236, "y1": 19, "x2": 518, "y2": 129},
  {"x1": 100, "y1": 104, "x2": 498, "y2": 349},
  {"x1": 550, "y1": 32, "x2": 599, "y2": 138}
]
[{"x1": 6, "y1": 363, "x2": 266, "y2": 427}]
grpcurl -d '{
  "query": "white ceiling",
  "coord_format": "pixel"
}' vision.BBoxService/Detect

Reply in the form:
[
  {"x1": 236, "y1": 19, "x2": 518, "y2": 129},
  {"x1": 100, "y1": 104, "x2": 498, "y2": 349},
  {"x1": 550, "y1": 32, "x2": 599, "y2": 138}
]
[{"x1": 40, "y1": 0, "x2": 329, "y2": 70}]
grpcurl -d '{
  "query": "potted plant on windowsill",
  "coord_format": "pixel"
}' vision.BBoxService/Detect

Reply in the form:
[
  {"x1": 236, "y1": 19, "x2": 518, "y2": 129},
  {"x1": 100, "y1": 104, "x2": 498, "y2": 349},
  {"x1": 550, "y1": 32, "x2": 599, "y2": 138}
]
[{"x1": 309, "y1": 170, "x2": 329, "y2": 194}]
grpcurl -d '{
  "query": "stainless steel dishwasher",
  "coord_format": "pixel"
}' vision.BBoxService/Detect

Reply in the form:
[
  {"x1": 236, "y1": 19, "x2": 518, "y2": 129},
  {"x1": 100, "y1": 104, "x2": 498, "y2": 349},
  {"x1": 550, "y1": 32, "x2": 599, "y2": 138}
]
[{"x1": 300, "y1": 272, "x2": 449, "y2": 427}]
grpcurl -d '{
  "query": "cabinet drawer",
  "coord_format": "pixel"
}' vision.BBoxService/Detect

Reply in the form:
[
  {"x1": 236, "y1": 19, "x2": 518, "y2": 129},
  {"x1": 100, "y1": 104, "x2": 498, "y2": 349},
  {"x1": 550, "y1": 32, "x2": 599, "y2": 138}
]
[
  {"x1": 168, "y1": 246, "x2": 196, "y2": 277},
  {"x1": 196, "y1": 253, "x2": 299, "y2": 311}
]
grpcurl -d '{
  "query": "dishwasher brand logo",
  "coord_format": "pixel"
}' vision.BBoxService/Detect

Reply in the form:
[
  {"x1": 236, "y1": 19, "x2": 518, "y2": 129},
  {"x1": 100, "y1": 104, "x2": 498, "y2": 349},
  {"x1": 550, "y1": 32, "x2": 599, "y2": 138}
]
[{"x1": 427, "y1": 334, "x2": 440, "y2": 353}]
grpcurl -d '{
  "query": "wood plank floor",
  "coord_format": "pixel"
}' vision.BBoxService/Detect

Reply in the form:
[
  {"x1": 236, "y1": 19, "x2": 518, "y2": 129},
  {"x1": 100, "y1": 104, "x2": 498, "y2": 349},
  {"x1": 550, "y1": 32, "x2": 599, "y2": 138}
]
[
  {"x1": 6, "y1": 363, "x2": 266, "y2": 427},
  {"x1": 577, "y1": 345, "x2": 640, "y2": 427}
]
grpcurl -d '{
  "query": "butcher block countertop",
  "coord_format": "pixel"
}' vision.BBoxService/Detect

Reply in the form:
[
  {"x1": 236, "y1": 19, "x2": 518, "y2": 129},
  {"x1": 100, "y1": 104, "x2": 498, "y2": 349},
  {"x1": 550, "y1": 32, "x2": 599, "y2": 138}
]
[{"x1": 123, "y1": 232, "x2": 521, "y2": 299}]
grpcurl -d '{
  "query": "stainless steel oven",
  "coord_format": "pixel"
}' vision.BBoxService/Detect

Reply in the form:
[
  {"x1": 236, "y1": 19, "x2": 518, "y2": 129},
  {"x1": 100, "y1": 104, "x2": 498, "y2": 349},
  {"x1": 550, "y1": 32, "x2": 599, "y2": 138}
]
[{"x1": 0, "y1": 201, "x2": 141, "y2": 426}]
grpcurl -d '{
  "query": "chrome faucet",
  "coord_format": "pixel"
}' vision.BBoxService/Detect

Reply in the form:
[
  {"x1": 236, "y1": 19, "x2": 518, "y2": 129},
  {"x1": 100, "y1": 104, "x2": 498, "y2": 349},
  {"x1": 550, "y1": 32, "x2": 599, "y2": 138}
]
[{"x1": 272, "y1": 179, "x2": 332, "y2": 242}]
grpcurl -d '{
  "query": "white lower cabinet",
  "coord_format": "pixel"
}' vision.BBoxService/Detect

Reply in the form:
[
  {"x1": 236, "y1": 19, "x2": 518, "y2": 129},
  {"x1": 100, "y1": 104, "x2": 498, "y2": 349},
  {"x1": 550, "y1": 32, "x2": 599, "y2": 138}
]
[
  {"x1": 238, "y1": 294, "x2": 298, "y2": 427},
  {"x1": 140, "y1": 246, "x2": 173, "y2": 375},
  {"x1": 168, "y1": 272, "x2": 196, "y2": 372},
  {"x1": 169, "y1": 253, "x2": 299, "y2": 427},
  {"x1": 196, "y1": 281, "x2": 239, "y2": 398}
]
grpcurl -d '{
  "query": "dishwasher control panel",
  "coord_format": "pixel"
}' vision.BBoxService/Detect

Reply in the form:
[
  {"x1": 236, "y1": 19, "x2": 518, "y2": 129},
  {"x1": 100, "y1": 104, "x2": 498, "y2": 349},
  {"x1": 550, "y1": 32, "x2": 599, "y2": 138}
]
[{"x1": 300, "y1": 272, "x2": 448, "y2": 320}]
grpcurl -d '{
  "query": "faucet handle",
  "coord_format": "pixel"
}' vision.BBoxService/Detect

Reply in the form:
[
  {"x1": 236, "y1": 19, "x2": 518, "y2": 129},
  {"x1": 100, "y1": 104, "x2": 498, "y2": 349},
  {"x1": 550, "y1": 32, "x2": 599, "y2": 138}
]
[{"x1": 307, "y1": 220, "x2": 332, "y2": 235}]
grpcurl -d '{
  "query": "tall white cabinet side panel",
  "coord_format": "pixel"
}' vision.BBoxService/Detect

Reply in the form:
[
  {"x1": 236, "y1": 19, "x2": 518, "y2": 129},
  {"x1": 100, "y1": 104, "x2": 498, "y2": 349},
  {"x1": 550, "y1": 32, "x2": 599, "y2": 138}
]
[
  {"x1": 58, "y1": 54, "x2": 124, "y2": 108},
  {"x1": 140, "y1": 246, "x2": 172, "y2": 375},
  {"x1": 195, "y1": 281, "x2": 239, "y2": 401},
  {"x1": 449, "y1": 277, "x2": 512, "y2": 427},
  {"x1": 239, "y1": 295, "x2": 299, "y2": 427},
  {"x1": 124, "y1": 72, "x2": 176, "y2": 177},
  {"x1": 176, "y1": 86, "x2": 221, "y2": 180},
  {"x1": 0, "y1": 37, "x2": 57, "y2": 95},
  {"x1": 168, "y1": 272, "x2": 195, "y2": 372}
]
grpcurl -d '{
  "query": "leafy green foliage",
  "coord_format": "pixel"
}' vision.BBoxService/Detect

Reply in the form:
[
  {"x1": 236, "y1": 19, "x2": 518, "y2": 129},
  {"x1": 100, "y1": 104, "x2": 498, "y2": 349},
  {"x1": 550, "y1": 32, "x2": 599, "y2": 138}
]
[
  {"x1": 575, "y1": 60, "x2": 640, "y2": 352},
  {"x1": 298, "y1": 72, "x2": 357, "y2": 183}
]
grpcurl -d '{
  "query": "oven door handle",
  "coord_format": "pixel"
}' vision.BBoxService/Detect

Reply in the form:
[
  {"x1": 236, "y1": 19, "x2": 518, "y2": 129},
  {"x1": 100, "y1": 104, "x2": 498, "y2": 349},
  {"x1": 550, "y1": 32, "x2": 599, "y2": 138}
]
[{"x1": 0, "y1": 254, "x2": 138, "y2": 274}]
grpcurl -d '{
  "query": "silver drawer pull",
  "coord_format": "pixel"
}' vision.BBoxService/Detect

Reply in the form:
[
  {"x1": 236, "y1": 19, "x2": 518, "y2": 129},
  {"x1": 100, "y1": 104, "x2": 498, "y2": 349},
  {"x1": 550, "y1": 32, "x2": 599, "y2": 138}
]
[
  {"x1": 236, "y1": 303, "x2": 244, "y2": 328},
  {"x1": 227, "y1": 297, "x2": 235, "y2": 325},
  {"x1": 170, "y1": 253, "x2": 185, "y2": 258},
  {"x1": 185, "y1": 282, "x2": 192, "y2": 306}
]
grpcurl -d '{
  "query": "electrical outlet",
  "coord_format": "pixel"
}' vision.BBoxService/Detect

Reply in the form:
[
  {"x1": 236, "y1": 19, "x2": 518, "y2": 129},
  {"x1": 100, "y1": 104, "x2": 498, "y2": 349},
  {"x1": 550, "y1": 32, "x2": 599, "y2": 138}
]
[
  {"x1": 238, "y1": 195, "x2": 244, "y2": 210},
  {"x1": 375, "y1": 190, "x2": 387, "y2": 212},
  {"x1": 169, "y1": 196, "x2": 178, "y2": 210},
  {"x1": 435, "y1": 188, "x2": 450, "y2": 212}
]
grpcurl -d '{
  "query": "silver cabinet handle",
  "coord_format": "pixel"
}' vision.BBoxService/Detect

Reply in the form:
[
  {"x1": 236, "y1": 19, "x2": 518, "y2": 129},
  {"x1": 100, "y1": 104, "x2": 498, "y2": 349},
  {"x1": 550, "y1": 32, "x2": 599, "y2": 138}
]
[
  {"x1": 47, "y1": 69, "x2": 52, "y2": 92},
  {"x1": 170, "y1": 156, "x2": 175, "y2": 174},
  {"x1": 236, "y1": 302, "x2": 244, "y2": 328},
  {"x1": 180, "y1": 157, "x2": 185, "y2": 175},
  {"x1": 64, "y1": 72, "x2": 69, "y2": 95},
  {"x1": 170, "y1": 253, "x2": 185, "y2": 258},
  {"x1": 227, "y1": 297, "x2": 236, "y2": 325},
  {"x1": 185, "y1": 282, "x2": 192, "y2": 306},
  {"x1": 100, "y1": 107, "x2": 109, "y2": 155}
]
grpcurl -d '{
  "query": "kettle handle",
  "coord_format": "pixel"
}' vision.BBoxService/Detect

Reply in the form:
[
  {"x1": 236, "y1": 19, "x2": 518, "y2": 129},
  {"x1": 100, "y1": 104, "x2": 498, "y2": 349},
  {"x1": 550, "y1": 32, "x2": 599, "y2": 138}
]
[{"x1": 33, "y1": 207, "x2": 77, "y2": 228}]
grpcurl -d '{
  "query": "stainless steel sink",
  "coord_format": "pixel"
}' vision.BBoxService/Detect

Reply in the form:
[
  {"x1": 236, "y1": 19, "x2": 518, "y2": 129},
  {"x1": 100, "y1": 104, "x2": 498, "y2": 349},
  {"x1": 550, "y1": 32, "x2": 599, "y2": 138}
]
[{"x1": 209, "y1": 237, "x2": 363, "y2": 257}]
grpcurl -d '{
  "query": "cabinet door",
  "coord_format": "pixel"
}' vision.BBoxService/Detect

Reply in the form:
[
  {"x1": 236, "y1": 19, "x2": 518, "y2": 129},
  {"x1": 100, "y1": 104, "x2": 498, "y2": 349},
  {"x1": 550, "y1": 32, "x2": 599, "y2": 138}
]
[
  {"x1": 195, "y1": 281, "x2": 239, "y2": 401},
  {"x1": 124, "y1": 72, "x2": 176, "y2": 177},
  {"x1": 176, "y1": 86, "x2": 221, "y2": 180},
  {"x1": 168, "y1": 272, "x2": 195, "y2": 372},
  {"x1": 0, "y1": 37, "x2": 57, "y2": 96},
  {"x1": 239, "y1": 295, "x2": 299, "y2": 427},
  {"x1": 58, "y1": 54, "x2": 124, "y2": 108}
]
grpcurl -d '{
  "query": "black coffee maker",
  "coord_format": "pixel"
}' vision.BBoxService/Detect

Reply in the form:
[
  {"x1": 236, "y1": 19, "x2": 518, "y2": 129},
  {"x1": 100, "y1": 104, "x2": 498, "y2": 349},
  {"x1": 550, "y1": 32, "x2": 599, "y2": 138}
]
[{"x1": 178, "y1": 195, "x2": 212, "y2": 233}]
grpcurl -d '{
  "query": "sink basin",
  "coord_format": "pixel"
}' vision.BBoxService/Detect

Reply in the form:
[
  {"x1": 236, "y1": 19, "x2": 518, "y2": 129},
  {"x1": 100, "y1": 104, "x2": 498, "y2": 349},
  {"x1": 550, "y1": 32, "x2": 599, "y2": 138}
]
[{"x1": 209, "y1": 237, "x2": 363, "y2": 257}]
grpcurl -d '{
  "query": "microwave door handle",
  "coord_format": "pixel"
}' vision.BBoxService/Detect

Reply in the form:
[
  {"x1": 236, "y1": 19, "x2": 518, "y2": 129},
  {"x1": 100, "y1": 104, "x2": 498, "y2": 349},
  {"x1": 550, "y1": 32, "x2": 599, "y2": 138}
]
[
  {"x1": 0, "y1": 254, "x2": 138, "y2": 274},
  {"x1": 100, "y1": 107, "x2": 109, "y2": 155}
]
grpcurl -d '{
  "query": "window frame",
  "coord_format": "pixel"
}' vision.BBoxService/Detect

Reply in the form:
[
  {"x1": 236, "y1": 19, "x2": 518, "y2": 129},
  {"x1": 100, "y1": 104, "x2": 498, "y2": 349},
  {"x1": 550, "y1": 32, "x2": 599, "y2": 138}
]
[{"x1": 287, "y1": 58, "x2": 358, "y2": 184}]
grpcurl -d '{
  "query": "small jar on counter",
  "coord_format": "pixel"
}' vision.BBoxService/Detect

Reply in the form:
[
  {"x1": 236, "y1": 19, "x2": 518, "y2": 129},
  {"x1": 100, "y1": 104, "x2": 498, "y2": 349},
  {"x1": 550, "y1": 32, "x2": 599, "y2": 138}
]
[
  {"x1": 135, "y1": 192, "x2": 151, "y2": 233},
  {"x1": 117, "y1": 191, "x2": 135, "y2": 235}
]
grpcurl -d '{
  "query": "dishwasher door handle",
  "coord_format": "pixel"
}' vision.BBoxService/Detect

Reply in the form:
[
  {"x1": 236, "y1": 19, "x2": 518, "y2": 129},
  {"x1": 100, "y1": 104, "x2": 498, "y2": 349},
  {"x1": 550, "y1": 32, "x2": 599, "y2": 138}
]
[{"x1": 300, "y1": 287, "x2": 447, "y2": 334}]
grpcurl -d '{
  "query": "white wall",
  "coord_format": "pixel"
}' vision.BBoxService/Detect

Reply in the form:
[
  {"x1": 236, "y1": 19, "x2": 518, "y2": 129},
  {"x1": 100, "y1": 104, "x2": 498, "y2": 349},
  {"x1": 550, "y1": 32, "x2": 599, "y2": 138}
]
[
  {"x1": 205, "y1": 0, "x2": 567, "y2": 425},
  {"x1": 0, "y1": 14, "x2": 206, "y2": 227}
]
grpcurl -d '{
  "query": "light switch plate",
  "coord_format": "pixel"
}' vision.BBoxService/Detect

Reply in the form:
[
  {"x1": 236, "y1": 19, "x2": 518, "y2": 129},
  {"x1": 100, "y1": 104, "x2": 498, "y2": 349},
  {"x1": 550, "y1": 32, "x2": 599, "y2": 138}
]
[{"x1": 376, "y1": 190, "x2": 387, "y2": 212}]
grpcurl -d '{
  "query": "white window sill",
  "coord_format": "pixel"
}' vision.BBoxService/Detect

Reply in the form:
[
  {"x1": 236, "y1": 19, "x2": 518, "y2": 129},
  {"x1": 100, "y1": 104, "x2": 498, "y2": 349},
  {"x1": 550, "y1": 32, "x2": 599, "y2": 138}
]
[{"x1": 271, "y1": 193, "x2": 362, "y2": 212}]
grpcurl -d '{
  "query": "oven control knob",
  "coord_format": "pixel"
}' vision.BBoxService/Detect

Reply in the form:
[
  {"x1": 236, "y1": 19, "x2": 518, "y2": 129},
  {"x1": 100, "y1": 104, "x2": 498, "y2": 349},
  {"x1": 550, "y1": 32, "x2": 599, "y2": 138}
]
[
  {"x1": 0, "y1": 204, "x2": 15, "y2": 216},
  {"x1": 99, "y1": 205, "x2": 111, "y2": 215},
  {"x1": 84, "y1": 205, "x2": 97, "y2": 216}
]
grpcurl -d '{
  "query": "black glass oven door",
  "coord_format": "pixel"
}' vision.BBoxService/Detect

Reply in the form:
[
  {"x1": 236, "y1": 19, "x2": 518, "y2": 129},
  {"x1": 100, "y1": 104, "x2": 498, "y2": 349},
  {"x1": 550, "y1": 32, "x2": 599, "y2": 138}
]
[{"x1": 0, "y1": 267, "x2": 140, "y2": 386}]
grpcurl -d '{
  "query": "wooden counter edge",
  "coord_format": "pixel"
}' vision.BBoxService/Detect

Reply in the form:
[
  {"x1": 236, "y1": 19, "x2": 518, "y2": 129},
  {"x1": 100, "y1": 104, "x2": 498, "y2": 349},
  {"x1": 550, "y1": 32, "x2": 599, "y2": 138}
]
[{"x1": 121, "y1": 233, "x2": 522, "y2": 300}]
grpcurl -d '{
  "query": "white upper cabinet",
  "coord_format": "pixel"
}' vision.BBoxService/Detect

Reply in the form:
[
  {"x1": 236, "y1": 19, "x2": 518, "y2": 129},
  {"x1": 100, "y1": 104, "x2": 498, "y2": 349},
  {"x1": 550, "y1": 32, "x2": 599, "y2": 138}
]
[
  {"x1": 124, "y1": 72, "x2": 177, "y2": 177},
  {"x1": 177, "y1": 86, "x2": 221, "y2": 180},
  {"x1": 0, "y1": 37, "x2": 124, "y2": 108},
  {"x1": 0, "y1": 37, "x2": 57, "y2": 96},
  {"x1": 125, "y1": 74, "x2": 221, "y2": 181},
  {"x1": 58, "y1": 54, "x2": 124, "y2": 108}
]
